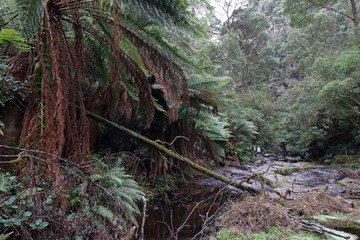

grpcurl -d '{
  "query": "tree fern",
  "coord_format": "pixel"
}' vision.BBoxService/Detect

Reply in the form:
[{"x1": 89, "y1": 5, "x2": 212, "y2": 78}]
[
  {"x1": 186, "y1": 73, "x2": 231, "y2": 112},
  {"x1": 0, "y1": 0, "x2": 204, "y2": 167}
]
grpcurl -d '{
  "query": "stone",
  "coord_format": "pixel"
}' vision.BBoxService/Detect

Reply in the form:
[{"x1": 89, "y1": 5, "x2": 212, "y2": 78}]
[{"x1": 285, "y1": 156, "x2": 302, "y2": 163}]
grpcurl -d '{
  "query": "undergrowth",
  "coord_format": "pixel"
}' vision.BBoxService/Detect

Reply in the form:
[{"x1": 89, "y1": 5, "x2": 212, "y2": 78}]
[
  {"x1": 0, "y1": 153, "x2": 144, "y2": 239},
  {"x1": 214, "y1": 191, "x2": 356, "y2": 239},
  {"x1": 211, "y1": 227, "x2": 323, "y2": 240},
  {"x1": 313, "y1": 213, "x2": 360, "y2": 229}
]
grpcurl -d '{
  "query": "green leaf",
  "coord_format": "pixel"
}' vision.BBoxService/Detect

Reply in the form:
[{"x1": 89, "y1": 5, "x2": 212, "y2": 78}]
[
  {"x1": 4, "y1": 196, "x2": 17, "y2": 205},
  {"x1": 35, "y1": 219, "x2": 42, "y2": 225},
  {"x1": 39, "y1": 222, "x2": 49, "y2": 228},
  {"x1": 29, "y1": 223, "x2": 36, "y2": 229},
  {"x1": 22, "y1": 211, "x2": 32, "y2": 217}
]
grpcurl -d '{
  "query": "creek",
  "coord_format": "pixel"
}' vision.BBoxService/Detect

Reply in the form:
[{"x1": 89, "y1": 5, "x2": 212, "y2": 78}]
[
  {"x1": 144, "y1": 155, "x2": 360, "y2": 239},
  {"x1": 144, "y1": 186, "x2": 233, "y2": 239}
]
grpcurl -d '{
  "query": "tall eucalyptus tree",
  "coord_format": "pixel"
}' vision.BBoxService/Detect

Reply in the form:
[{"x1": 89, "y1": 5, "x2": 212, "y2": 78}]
[{"x1": 283, "y1": 0, "x2": 360, "y2": 47}]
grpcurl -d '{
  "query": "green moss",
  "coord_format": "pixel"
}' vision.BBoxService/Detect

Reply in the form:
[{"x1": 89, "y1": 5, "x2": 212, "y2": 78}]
[
  {"x1": 253, "y1": 175, "x2": 276, "y2": 188},
  {"x1": 346, "y1": 163, "x2": 360, "y2": 170},
  {"x1": 336, "y1": 182, "x2": 347, "y2": 186},
  {"x1": 210, "y1": 229, "x2": 243, "y2": 240},
  {"x1": 275, "y1": 165, "x2": 314, "y2": 176},
  {"x1": 314, "y1": 213, "x2": 360, "y2": 229},
  {"x1": 211, "y1": 227, "x2": 323, "y2": 240}
]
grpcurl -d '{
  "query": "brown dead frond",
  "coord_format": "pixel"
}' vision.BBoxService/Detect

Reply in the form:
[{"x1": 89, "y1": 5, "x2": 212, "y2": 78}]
[
  {"x1": 219, "y1": 194, "x2": 300, "y2": 234},
  {"x1": 288, "y1": 189, "x2": 351, "y2": 216},
  {"x1": 218, "y1": 190, "x2": 358, "y2": 235}
]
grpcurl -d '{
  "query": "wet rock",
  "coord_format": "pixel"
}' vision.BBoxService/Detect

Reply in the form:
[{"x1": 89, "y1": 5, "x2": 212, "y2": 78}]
[
  {"x1": 285, "y1": 156, "x2": 302, "y2": 163},
  {"x1": 186, "y1": 157, "x2": 360, "y2": 204},
  {"x1": 241, "y1": 165, "x2": 253, "y2": 170},
  {"x1": 327, "y1": 178, "x2": 336, "y2": 184},
  {"x1": 324, "y1": 159, "x2": 333, "y2": 164}
]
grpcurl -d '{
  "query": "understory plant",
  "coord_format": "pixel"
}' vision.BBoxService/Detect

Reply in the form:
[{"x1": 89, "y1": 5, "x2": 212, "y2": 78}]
[
  {"x1": 211, "y1": 227, "x2": 323, "y2": 240},
  {"x1": 0, "y1": 63, "x2": 29, "y2": 106},
  {"x1": 0, "y1": 152, "x2": 144, "y2": 239}
]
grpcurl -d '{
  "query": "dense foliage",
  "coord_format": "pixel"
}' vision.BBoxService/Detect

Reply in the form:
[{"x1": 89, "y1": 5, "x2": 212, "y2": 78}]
[
  {"x1": 0, "y1": 0, "x2": 359, "y2": 238},
  {"x1": 208, "y1": 0, "x2": 360, "y2": 157}
]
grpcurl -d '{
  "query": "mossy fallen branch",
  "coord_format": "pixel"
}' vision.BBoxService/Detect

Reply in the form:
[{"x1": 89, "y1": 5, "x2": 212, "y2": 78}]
[
  {"x1": 82, "y1": 108, "x2": 259, "y2": 194},
  {"x1": 275, "y1": 165, "x2": 315, "y2": 176}
]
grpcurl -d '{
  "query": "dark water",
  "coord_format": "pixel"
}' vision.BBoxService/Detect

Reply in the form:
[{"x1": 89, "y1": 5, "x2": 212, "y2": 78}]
[
  {"x1": 144, "y1": 186, "x2": 233, "y2": 240},
  {"x1": 336, "y1": 227, "x2": 360, "y2": 237}
]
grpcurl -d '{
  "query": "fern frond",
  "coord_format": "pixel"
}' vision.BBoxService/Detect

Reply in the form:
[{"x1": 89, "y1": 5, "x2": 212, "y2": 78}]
[
  {"x1": 91, "y1": 159, "x2": 144, "y2": 228},
  {"x1": 188, "y1": 74, "x2": 232, "y2": 89},
  {"x1": 181, "y1": 107, "x2": 232, "y2": 141},
  {"x1": 14, "y1": 0, "x2": 43, "y2": 39},
  {"x1": 120, "y1": 0, "x2": 202, "y2": 35},
  {"x1": 233, "y1": 119, "x2": 259, "y2": 138}
]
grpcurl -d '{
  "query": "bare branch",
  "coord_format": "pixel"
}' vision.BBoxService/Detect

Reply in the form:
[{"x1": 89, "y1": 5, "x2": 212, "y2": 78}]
[{"x1": 306, "y1": 0, "x2": 354, "y2": 21}]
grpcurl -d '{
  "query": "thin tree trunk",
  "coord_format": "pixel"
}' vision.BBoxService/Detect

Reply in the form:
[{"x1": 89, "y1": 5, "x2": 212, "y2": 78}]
[
  {"x1": 80, "y1": 107, "x2": 259, "y2": 194},
  {"x1": 241, "y1": 62, "x2": 249, "y2": 93},
  {"x1": 349, "y1": 0, "x2": 360, "y2": 47}
]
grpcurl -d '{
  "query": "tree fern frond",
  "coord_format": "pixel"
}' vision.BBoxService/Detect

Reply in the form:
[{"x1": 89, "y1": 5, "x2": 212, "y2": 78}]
[
  {"x1": 137, "y1": 25, "x2": 200, "y2": 70},
  {"x1": 181, "y1": 107, "x2": 232, "y2": 141},
  {"x1": 189, "y1": 88, "x2": 227, "y2": 109},
  {"x1": 188, "y1": 74, "x2": 232, "y2": 89},
  {"x1": 185, "y1": 73, "x2": 231, "y2": 111},
  {"x1": 121, "y1": 70, "x2": 139, "y2": 100},
  {"x1": 14, "y1": 0, "x2": 43, "y2": 39},
  {"x1": 233, "y1": 119, "x2": 259, "y2": 139},
  {"x1": 120, "y1": 0, "x2": 202, "y2": 35}
]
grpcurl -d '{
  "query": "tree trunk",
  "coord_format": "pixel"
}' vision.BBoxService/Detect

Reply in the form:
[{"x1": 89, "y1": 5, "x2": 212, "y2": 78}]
[
  {"x1": 81, "y1": 107, "x2": 259, "y2": 194},
  {"x1": 240, "y1": 61, "x2": 249, "y2": 93},
  {"x1": 350, "y1": 0, "x2": 360, "y2": 47}
]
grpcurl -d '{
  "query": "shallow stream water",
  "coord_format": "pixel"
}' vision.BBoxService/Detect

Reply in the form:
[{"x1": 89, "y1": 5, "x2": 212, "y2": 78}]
[{"x1": 144, "y1": 186, "x2": 231, "y2": 240}]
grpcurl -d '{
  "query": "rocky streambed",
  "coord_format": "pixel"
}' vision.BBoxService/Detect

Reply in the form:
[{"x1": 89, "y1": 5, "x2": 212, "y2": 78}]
[
  {"x1": 195, "y1": 155, "x2": 360, "y2": 201},
  {"x1": 144, "y1": 156, "x2": 360, "y2": 239}
]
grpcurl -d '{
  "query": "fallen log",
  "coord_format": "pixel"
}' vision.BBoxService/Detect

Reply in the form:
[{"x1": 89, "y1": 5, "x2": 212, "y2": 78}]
[
  {"x1": 291, "y1": 216, "x2": 352, "y2": 239},
  {"x1": 82, "y1": 107, "x2": 259, "y2": 194}
]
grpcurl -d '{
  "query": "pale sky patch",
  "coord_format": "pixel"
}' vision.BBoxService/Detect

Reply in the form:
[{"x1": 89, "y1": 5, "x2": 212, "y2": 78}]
[{"x1": 210, "y1": 0, "x2": 249, "y2": 23}]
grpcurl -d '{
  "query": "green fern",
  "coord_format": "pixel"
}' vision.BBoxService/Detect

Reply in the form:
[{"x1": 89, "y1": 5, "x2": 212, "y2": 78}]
[
  {"x1": 0, "y1": 29, "x2": 29, "y2": 51},
  {"x1": 179, "y1": 107, "x2": 231, "y2": 142},
  {"x1": 0, "y1": 173, "x2": 17, "y2": 194},
  {"x1": 90, "y1": 159, "x2": 144, "y2": 228},
  {"x1": 13, "y1": 0, "x2": 43, "y2": 39}
]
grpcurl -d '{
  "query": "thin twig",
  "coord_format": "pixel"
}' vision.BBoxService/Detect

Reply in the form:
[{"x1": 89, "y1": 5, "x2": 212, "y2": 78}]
[
  {"x1": 191, "y1": 185, "x2": 229, "y2": 239},
  {"x1": 140, "y1": 196, "x2": 146, "y2": 240},
  {"x1": 175, "y1": 200, "x2": 204, "y2": 237}
]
